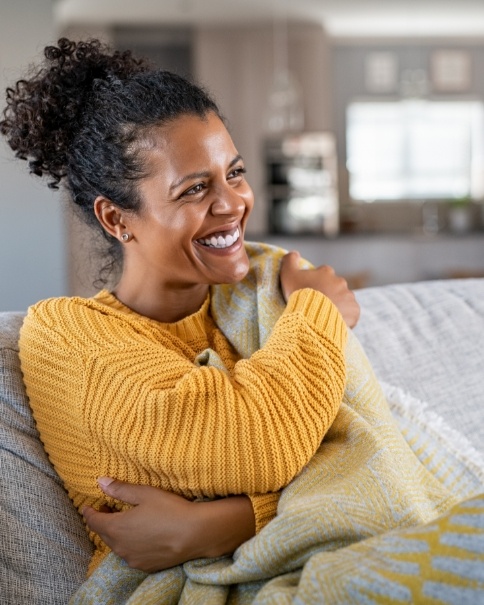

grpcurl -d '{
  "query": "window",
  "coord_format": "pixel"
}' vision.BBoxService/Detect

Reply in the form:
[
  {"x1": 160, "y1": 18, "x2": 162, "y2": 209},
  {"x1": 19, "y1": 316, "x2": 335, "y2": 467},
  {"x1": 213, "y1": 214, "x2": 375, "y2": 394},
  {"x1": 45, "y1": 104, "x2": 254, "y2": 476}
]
[{"x1": 346, "y1": 99, "x2": 484, "y2": 202}]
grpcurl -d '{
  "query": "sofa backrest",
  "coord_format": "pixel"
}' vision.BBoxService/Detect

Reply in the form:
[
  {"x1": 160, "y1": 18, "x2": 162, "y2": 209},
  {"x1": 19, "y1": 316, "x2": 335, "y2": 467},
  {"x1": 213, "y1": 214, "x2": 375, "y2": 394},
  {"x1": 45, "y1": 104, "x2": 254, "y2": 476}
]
[
  {"x1": 354, "y1": 278, "x2": 484, "y2": 456},
  {"x1": 0, "y1": 312, "x2": 92, "y2": 605}
]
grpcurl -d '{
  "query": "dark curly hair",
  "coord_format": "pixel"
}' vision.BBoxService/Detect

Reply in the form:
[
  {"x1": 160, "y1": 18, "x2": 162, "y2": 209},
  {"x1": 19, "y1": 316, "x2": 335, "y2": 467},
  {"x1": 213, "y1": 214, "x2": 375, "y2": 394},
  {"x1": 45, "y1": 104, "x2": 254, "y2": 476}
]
[{"x1": 0, "y1": 37, "x2": 221, "y2": 283}]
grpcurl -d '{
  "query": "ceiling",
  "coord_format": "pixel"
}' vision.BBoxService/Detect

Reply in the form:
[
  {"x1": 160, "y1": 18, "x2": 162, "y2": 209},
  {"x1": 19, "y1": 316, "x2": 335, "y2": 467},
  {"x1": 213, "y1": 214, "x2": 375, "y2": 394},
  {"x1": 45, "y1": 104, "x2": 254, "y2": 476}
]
[{"x1": 54, "y1": 0, "x2": 484, "y2": 39}]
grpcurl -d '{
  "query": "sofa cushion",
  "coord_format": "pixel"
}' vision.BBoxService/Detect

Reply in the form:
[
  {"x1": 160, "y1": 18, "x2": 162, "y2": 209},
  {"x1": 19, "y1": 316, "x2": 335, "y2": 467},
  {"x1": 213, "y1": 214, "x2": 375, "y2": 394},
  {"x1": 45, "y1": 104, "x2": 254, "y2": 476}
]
[
  {"x1": 354, "y1": 278, "x2": 484, "y2": 456},
  {"x1": 0, "y1": 312, "x2": 92, "y2": 605}
]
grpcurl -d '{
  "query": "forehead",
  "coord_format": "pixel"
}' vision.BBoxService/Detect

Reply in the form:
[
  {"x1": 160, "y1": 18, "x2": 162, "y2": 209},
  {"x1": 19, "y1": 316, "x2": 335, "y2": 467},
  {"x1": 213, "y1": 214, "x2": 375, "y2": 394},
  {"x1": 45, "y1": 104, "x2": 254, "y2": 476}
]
[{"x1": 143, "y1": 112, "x2": 235, "y2": 170}]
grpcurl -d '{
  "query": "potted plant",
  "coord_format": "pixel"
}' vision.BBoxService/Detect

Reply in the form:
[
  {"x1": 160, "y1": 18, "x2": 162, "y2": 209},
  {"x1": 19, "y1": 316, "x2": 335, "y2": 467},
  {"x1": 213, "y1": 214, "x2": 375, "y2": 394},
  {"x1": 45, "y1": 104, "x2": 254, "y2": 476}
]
[{"x1": 448, "y1": 195, "x2": 473, "y2": 234}]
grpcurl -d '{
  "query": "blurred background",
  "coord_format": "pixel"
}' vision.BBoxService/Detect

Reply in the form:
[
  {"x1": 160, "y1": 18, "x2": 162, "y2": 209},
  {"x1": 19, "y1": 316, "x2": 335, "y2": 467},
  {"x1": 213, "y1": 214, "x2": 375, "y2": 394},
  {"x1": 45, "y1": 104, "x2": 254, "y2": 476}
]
[{"x1": 1, "y1": 0, "x2": 484, "y2": 310}]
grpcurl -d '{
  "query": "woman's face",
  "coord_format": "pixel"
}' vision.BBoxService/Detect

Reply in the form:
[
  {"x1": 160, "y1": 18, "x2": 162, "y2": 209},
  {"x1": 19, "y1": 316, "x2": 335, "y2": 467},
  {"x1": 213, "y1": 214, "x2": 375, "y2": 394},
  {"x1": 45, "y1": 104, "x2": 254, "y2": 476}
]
[{"x1": 125, "y1": 112, "x2": 254, "y2": 289}]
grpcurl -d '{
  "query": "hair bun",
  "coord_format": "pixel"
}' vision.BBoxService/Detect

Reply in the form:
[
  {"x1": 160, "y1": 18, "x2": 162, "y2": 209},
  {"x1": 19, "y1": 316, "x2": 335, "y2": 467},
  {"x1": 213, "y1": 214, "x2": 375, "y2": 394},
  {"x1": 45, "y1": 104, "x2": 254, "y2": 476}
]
[{"x1": 0, "y1": 37, "x2": 149, "y2": 188}]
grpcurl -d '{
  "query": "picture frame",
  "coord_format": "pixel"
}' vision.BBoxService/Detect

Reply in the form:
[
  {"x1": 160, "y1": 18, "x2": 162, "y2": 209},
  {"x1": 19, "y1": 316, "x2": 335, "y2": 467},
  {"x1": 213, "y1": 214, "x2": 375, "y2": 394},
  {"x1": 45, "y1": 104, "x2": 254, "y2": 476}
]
[{"x1": 431, "y1": 50, "x2": 471, "y2": 92}]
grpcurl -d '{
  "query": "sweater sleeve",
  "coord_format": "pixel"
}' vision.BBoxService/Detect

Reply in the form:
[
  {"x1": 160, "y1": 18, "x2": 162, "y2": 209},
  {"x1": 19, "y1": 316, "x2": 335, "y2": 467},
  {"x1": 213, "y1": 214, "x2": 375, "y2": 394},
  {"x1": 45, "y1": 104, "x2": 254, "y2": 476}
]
[
  {"x1": 20, "y1": 288, "x2": 346, "y2": 507},
  {"x1": 248, "y1": 492, "x2": 280, "y2": 533},
  {"x1": 89, "y1": 288, "x2": 346, "y2": 498}
]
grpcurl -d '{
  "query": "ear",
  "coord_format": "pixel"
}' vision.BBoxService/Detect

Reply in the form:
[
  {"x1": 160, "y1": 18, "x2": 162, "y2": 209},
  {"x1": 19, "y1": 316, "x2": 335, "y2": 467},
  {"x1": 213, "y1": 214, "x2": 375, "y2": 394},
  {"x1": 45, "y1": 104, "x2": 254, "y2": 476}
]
[{"x1": 93, "y1": 196, "x2": 129, "y2": 241}]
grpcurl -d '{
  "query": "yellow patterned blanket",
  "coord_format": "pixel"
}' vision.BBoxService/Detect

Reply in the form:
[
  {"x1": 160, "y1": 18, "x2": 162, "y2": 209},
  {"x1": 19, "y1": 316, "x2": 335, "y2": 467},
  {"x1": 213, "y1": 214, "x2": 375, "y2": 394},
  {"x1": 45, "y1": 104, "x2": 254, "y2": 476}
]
[{"x1": 70, "y1": 243, "x2": 484, "y2": 604}]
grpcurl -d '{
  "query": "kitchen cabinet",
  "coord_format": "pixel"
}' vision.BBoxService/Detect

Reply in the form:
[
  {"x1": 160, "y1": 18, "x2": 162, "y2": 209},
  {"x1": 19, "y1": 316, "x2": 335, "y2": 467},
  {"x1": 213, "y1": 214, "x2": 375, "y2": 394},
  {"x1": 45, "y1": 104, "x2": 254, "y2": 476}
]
[{"x1": 258, "y1": 232, "x2": 484, "y2": 287}]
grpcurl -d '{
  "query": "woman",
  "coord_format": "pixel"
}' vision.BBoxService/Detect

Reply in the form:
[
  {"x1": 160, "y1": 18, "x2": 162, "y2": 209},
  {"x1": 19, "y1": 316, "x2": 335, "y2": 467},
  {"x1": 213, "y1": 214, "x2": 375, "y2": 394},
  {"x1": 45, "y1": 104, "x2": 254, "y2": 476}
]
[{"x1": 0, "y1": 38, "x2": 359, "y2": 576}]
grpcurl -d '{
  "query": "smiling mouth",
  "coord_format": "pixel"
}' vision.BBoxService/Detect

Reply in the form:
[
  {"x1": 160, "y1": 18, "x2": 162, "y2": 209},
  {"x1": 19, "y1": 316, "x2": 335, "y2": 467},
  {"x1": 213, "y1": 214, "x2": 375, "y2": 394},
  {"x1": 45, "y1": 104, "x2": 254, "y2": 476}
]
[{"x1": 196, "y1": 227, "x2": 240, "y2": 249}]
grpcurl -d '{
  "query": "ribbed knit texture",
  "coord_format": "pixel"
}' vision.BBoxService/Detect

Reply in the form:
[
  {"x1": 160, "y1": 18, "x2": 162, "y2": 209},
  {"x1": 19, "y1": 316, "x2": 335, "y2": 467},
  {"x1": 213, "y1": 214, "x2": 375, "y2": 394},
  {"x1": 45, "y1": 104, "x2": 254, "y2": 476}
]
[
  {"x1": 19, "y1": 243, "x2": 347, "y2": 574},
  {"x1": 69, "y1": 323, "x2": 468, "y2": 605}
]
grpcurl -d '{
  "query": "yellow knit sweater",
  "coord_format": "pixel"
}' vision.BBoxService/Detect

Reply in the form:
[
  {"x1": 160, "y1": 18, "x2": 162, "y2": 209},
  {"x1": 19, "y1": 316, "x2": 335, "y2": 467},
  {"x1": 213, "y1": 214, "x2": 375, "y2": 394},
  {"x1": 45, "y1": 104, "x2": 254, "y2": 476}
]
[{"x1": 19, "y1": 248, "x2": 347, "y2": 572}]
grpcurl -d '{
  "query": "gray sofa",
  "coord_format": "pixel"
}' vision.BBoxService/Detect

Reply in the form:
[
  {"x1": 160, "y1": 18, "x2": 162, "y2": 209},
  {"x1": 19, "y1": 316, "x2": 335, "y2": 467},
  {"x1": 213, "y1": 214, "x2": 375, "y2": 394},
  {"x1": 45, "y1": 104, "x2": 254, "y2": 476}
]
[{"x1": 1, "y1": 278, "x2": 483, "y2": 604}]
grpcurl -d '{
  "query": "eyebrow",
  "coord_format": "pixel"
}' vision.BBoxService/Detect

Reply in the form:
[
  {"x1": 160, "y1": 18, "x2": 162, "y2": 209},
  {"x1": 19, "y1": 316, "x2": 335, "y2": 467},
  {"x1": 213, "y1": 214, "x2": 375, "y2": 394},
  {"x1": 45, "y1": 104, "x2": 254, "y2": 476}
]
[{"x1": 169, "y1": 154, "x2": 244, "y2": 192}]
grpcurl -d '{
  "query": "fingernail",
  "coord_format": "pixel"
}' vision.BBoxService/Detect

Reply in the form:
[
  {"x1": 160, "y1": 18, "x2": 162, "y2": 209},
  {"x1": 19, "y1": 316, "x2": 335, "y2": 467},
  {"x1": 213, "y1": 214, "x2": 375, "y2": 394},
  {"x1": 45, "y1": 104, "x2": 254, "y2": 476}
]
[{"x1": 97, "y1": 477, "x2": 114, "y2": 489}]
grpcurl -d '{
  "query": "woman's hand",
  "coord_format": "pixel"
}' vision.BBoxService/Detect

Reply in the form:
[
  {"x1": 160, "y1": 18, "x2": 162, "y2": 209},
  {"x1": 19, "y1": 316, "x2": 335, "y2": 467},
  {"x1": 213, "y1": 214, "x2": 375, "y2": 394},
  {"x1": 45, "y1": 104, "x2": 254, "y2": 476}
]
[
  {"x1": 280, "y1": 251, "x2": 360, "y2": 328},
  {"x1": 82, "y1": 478, "x2": 256, "y2": 573}
]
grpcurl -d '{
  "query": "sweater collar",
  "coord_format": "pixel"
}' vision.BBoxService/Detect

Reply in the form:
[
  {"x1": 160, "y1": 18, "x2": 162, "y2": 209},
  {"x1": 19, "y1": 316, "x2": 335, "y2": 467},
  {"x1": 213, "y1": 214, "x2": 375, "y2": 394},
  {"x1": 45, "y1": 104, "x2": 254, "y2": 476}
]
[{"x1": 93, "y1": 289, "x2": 212, "y2": 342}]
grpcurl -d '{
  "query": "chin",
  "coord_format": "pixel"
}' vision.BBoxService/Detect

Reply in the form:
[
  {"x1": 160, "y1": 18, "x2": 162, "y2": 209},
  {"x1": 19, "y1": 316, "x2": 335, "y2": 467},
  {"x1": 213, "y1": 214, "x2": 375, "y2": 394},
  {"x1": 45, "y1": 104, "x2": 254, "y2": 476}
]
[
  {"x1": 230, "y1": 256, "x2": 250, "y2": 283},
  {"x1": 211, "y1": 260, "x2": 250, "y2": 286}
]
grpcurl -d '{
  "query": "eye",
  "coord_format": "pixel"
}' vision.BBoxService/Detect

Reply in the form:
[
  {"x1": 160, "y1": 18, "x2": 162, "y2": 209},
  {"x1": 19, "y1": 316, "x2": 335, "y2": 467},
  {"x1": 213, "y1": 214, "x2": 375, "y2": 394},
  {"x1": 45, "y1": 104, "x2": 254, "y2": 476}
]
[
  {"x1": 182, "y1": 183, "x2": 205, "y2": 197},
  {"x1": 228, "y1": 166, "x2": 247, "y2": 180}
]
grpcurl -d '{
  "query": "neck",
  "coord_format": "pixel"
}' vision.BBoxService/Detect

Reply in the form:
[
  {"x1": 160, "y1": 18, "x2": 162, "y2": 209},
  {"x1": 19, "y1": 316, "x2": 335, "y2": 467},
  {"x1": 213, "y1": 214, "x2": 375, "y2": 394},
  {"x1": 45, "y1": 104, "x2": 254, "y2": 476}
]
[{"x1": 113, "y1": 277, "x2": 210, "y2": 323}]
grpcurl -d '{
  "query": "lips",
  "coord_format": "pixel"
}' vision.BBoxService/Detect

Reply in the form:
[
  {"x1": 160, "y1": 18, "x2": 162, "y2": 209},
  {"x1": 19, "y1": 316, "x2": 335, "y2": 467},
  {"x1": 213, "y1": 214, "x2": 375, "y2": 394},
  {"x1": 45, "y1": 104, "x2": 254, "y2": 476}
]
[{"x1": 196, "y1": 227, "x2": 240, "y2": 249}]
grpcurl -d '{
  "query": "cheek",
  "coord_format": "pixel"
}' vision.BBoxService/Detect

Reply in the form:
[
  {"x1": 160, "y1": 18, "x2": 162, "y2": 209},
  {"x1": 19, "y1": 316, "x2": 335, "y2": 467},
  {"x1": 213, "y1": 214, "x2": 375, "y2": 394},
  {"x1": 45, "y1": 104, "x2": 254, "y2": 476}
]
[
  {"x1": 241, "y1": 185, "x2": 255, "y2": 211},
  {"x1": 153, "y1": 206, "x2": 194, "y2": 234}
]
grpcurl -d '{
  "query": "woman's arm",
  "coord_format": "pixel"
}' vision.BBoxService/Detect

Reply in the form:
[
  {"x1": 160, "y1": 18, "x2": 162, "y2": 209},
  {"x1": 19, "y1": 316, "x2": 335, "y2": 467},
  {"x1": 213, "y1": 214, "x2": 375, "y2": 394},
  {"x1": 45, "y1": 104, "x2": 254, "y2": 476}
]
[
  {"x1": 83, "y1": 478, "x2": 257, "y2": 572},
  {"x1": 280, "y1": 251, "x2": 360, "y2": 328},
  {"x1": 84, "y1": 257, "x2": 356, "y2": 570},
  {"x1": 22, "y1": 275, "x2": 349, "y2": 504},
  {"x1": 85, "y1": 288, "x2": 346, "y2": 497}
]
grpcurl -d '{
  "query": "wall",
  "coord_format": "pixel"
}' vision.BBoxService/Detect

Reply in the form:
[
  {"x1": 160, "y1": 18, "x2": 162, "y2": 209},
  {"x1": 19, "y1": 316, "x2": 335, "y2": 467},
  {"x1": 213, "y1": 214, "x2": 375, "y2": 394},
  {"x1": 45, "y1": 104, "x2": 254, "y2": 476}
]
[
  {"x1": 263, "y1": 233, "x2": 484, "y2": 287},
  {"x1": 194, "y1": 22, "x2": 332, "y2": 235},
  {"x1": 0, "y1": 0, "x2": 67, "y2": 311},
  {"x1": 332, "y1": 39, "x2": 484, "y2": 233},
  {"x1": 62, "y1": 23, "x2": 484, "y2": 295},
  {"x1": 67, "y1": 20, "x2": 335, "y2": 297}
]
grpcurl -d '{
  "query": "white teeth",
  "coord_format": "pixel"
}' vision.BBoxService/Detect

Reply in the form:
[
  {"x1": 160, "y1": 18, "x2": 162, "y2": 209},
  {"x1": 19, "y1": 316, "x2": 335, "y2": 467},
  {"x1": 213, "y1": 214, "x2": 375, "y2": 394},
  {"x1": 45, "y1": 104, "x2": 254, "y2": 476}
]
[{"x1": 200, "y1": 228, "x2": 240, "y2": 249}]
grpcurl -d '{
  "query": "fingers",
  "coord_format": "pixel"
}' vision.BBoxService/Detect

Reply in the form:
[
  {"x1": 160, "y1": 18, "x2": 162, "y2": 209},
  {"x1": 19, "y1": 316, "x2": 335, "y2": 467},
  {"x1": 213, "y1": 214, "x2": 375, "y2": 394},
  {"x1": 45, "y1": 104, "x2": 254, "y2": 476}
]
[
  {"x1": 82, "y1": 505, "x2": 112, "y2": 535},
  {"x1": 80, "y1": 478, "x2": 135, "y2": 541},
  {"x1": 280, "y1": 251, "x2": 302, "y2": 301},
  {"x1": 280, "y1": 252, "x2": 360, "y2": 327},
  {"x1": 281, "y1": 250, "x2": 337, "y2": 301},
  {"x1": 280, "y1": 250, "x2": 301, "y2": 270},
  {"x1": 97, "y1": 477, "x2": 145, "y2": 506},
  {"x1": 82, "y1": 505, "x2": 122, "y2": 555}
]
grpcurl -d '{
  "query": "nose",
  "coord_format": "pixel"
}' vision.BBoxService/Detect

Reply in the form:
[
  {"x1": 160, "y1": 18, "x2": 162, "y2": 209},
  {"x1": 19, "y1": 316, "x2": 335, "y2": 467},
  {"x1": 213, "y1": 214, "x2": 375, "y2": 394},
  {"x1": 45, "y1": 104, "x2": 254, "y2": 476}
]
[{"x1": 210, "y1": 182, "x2": 248, "y2": 217}]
